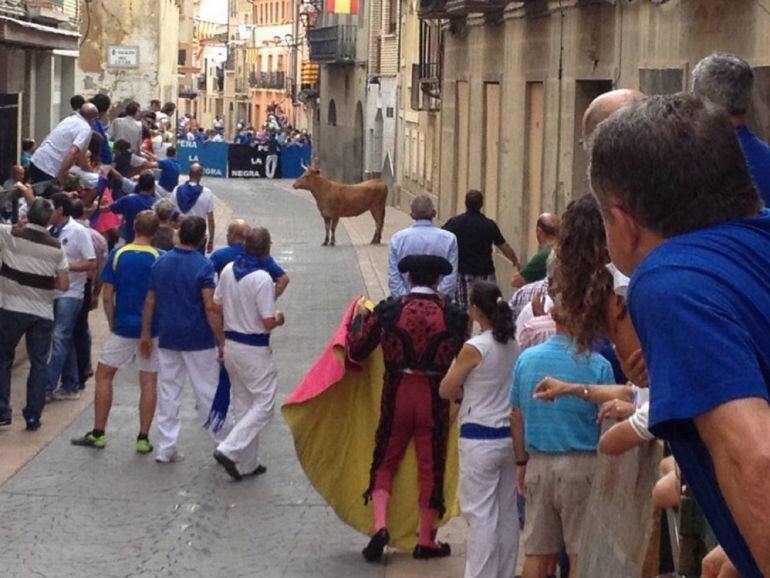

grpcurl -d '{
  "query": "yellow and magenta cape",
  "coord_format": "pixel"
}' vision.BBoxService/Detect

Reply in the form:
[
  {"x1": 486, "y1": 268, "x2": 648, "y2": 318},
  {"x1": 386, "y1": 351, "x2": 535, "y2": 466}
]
[{"x1": 281, "y1": 299, "x2": 460, "y2": 551}]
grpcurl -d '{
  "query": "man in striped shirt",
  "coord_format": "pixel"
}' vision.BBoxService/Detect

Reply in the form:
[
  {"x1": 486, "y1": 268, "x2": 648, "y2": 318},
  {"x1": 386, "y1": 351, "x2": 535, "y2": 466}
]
[{"x1": 0, "y1": 199, "x2": 69, "y2": 430}]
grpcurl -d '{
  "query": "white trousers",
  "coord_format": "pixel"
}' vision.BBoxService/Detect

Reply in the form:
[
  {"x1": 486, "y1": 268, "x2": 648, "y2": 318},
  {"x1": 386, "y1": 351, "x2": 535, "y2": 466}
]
[
  {"x1": 265, "y1": 154, "x2": 279, "y2": 179},
  {"x1": 216, "y1": 341, "x2": 277, "y2": 474},
  {"x1": 459, "y1": 437, "x2": 520, "y2": 578},
  {"x1": 156, "y1": 347, "x2": 228, "y2": 459}
]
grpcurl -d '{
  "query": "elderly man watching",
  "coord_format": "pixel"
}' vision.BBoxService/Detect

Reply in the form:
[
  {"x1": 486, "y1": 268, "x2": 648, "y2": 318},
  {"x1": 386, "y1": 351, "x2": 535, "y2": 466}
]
[
  {"x1": 388, "y1": 195, "x2": 458, "y2": 297},
  {"x1": 590, "y1": 93, "x2": 770, "y2": 578},
  {"x1": 693, "y1": 52, "x2": 770, "y2": 207},
  {"x1": 511, "y1": 213, "x2": 560, "y2": 289},
  {"x1": 209, "y1": 219, "x2": 290, "y2": 297}
]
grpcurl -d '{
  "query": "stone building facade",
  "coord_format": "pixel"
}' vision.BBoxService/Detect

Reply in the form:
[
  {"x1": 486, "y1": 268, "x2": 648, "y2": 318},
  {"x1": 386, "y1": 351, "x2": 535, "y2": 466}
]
[
  {"x1": 308, "y1": 6, "x2": 370, "y2": 183},
  {"x1": 0, "y1": 0, "x2": 81, "y2": 181},
  {"x1": 77, "y1": 0, "x2": 181, "y2": 112},
  {"x1": 407, "y1": 0, "x2": 770, "y2": 291}
]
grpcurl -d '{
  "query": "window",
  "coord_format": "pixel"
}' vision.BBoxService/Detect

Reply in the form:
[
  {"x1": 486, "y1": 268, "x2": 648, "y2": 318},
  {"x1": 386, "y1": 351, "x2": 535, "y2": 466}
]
[
  {"x1": 388, "y1": 0, "x2": 398, "y2": 34},
  {"x1": 278, "y1": 55, "x2": 284, "y2": 71},
  {"x1": 328, "y1": 99, "x2": 337, "y2": 126},
  {"x1": 177, "y1": 49, "x2": 187, "y2": 67},
  {"x1": 268, "y1": 54, "x2": 274, "y2": 72}
]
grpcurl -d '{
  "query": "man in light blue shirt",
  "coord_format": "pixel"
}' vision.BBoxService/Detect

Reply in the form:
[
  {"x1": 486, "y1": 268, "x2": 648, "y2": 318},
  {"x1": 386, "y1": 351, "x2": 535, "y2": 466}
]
[
  {"x1": 509, "y1": 331, "x2": 613, "y2": 576},
  {"x1": 388, "y1": 195, "x2": 458, "y2": 297}
]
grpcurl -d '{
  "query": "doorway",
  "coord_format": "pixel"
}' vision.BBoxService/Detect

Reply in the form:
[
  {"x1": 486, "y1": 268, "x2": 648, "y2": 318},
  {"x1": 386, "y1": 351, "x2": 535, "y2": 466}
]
[{"x1": 524, "y1": 82, "x2": 545, "y2": 259}]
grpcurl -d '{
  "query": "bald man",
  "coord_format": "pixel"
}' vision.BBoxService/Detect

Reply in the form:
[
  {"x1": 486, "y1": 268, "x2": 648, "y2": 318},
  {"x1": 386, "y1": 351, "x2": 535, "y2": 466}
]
[
  {"x1": 172, "y1": 163, "x2": 216, "y2": 253},
  {"x1": 582, "y1": 89, "x2": 646, "y2": 146},
  {"x1": 30, "y1": 102, "x2": 99, "y2": 192},
  {"x1": 209, "y1": 219, "x2": 290, "y2": 297},
  {"x1": 511, "y1": 213, "x2": 560, "y2": 289}
]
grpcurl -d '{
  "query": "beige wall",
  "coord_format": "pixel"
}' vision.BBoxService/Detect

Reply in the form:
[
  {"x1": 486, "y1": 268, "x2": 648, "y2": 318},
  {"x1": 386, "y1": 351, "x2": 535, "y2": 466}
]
[
  {"x1": 434, "y1": 0, "x2": 770, "y2": 294},
  {"x1": 77, "y1": 0, "x2": 180, "y2": 110},
  {"x1": 396, "y1": 1, "x2": 442, "y2": 210}
]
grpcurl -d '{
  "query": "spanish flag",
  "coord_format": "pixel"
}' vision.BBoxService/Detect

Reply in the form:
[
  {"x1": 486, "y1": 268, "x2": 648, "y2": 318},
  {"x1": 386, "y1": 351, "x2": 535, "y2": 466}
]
[{"x1": 326, "y1": 0, "x2": 359, "y2": 14}]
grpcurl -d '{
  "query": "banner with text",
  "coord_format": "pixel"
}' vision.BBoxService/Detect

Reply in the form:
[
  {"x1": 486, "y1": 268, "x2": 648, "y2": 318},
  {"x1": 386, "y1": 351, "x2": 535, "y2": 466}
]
[
  {"x1": 177, "y1": 140, "x2": 229, "y2": 178},
  {"x1": 228, "y1": 144, "x2": 270, "y2": 178}
]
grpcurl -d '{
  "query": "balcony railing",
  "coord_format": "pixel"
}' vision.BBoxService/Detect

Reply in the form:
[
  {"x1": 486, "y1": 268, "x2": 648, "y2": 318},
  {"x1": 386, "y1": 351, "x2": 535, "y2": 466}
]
[
  {"x1": 419, "y1": 0, "x2": 508, "y2": 19},
  {"x1": 1, "y1": 0, "x2": 80, "y2": 27},
  {"x1": 197, "y1": 75, "x2": 207, "y2": 91},
  {"x1": 418, "y1": 0, "x2": 447, "y2": 19},
  {"x1": 179, "y1": 85, "x2": 198, "y2": 99},
  {"x1": 307, "y1": 25, "x2": 356, "y2": 65},
  {"x1": 250, "y1": 71, "x2": 286, "y2": 90}
]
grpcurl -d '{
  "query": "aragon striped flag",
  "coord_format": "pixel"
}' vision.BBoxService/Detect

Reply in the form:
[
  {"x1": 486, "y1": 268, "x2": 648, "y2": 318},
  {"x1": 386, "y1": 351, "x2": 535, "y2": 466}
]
[{"x1": 326, "y1": 0, "x2": 359, "y2": 14}]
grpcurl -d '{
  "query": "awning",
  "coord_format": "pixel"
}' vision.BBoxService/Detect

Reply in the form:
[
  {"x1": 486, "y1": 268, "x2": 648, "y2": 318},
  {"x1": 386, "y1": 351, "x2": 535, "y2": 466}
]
[{"x1": 0, "y1": 15, "x2": 80, "y2": 51}]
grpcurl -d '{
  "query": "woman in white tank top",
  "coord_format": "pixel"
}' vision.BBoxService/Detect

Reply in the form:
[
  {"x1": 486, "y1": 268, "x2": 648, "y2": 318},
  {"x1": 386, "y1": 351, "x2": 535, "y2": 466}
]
[{"x1": 440, "y1": 281, "x2": 521, "y2": 578}]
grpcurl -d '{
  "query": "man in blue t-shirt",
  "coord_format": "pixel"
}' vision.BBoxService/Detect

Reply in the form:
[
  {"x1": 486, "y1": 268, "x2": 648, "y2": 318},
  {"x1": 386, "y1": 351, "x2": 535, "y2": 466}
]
[
  {"x1": 693, "y1": 52, "x2": 770, "y2": 207},
  {"x1": 140, "y1": 215, "x2": 228, "y2": 463},
  {"x1": 590, "y1": 93, "x2": 770, "y2": 578},
  {"x1": 157, "y1": 146, "x2": 181, "y2": 196},
  {"x1": 71, "y1": 211, "x2": 162, "y2": 455},
  {"x1": 110, "y1": 171, "x2": 158, "y2": 243},
  {"x1": 510, "y1": 332, "x2": 614, "y2": 576},
  {"x1": 210, "y1": 218, "x2": 290, "y2": 296}
]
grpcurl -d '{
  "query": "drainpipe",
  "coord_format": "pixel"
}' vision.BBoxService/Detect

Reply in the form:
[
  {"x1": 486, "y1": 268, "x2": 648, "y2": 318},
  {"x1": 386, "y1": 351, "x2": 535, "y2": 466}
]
[{"x1": 554, "y1": 0, "x2": 565, "y2": 213}]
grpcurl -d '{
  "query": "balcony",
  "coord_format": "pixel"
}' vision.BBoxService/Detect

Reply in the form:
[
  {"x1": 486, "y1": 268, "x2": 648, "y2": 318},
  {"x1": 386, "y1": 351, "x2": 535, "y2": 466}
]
[
  {"x1": 249, "y1": 71, "x2": 286, "y2": 91},
  {"x1": 178, "y1": 85, "x2": 198, "y2": 99},
  {"x1": 419, "y1": 0, "x2": 448, "y2": 19},
  {"x1": 197, "y1": 75, "x2": 207, "y2": 91},
  {"x1": 307, "y1": 25, "x2": 356, "y2": 65},
  {"x1": 419, "y1": 0, "x2": 508, "y2": 19}
]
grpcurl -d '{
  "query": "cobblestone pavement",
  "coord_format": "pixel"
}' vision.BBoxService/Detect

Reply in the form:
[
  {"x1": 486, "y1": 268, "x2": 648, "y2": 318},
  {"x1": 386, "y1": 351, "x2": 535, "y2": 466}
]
[{"x1": 0, "y1": 179, "x2": 385, "y2": 577}]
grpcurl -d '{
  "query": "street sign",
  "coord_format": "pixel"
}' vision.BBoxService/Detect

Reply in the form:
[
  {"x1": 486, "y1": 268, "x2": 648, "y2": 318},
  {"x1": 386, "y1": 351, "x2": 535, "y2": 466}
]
[{"x1": 107, "y1": 45, "x2": 139, "y2": 68}]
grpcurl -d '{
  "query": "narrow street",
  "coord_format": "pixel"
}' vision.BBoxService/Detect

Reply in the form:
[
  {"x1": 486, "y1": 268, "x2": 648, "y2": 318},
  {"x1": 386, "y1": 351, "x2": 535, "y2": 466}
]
[{"x1": 0, "y1": 179, "x2": 385, "y2": 577}]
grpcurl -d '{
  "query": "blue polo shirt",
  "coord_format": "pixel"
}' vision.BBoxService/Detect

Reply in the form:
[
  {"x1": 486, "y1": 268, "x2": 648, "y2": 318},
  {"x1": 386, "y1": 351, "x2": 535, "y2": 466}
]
[
  {"x1": 94, "y1": 119, "x2": 114, "y2": 165},
  {"x1": 158, "y1": 158, "x2": 181, "y2": 192},
  {"x1": 737, "y1": 125, "x2": 770, "y2": 207},
  {"x1": 628, "y1": 210, "x2": 770, "y2": 578},
  {"x1": 149, "y1": 247, "x2": 216, "y2": 351},
  {"x1": 110, "y1": 193, "x2": 156, "y2": 243},
  {"x1": 101, "y1": 243, "x2": 161, "y2": 338},
  {"x1": 209, "y1": 243, "x2": 286, "y2": 279},
  {"x1": 510, "y1": 335, "x2": 614, "y2": 453}
]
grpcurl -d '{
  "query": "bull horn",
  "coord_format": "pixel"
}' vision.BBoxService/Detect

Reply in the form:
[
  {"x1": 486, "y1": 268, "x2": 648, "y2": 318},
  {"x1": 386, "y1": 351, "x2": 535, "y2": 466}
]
[{"x1": 300, "y1": 159, "x2": 308, "y2": 170}]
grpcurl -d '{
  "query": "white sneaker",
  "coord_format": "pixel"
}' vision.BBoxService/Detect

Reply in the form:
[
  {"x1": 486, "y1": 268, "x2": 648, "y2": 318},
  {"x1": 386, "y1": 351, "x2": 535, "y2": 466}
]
[
  {"x1": 51, "y1": 389, "x2": 82, "y2": 401},
  {"x1": 155, "y1": 451, "x2": 185, "y2": 463}
]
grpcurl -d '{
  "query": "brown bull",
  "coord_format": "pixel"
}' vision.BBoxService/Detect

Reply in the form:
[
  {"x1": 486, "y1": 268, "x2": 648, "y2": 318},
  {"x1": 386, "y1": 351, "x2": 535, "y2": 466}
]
[{"x1": 293, "y1": 166, "x2": 388, "y2": 246}]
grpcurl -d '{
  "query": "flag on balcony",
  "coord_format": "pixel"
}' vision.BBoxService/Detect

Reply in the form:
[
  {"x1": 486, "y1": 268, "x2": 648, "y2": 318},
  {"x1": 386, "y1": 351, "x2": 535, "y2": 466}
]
[{"x1": 326, "y1": 0, "x2": 359, "y2": 14}]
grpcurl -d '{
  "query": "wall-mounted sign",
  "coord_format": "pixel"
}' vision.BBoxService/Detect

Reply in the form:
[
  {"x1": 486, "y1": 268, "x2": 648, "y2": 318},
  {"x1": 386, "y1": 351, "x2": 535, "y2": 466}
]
[{"x1": 107, "y1": 45, "x2": 139, "y2": 68}]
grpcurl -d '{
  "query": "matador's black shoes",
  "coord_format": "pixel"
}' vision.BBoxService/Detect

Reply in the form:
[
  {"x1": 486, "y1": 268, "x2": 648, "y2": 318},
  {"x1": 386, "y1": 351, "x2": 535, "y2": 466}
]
[
  {"x1": 362, "y1": 528, "x2": 390, "y2": 562},
  {"x1": 413, "y1": 542, "x2": 451, "y2": 560}
]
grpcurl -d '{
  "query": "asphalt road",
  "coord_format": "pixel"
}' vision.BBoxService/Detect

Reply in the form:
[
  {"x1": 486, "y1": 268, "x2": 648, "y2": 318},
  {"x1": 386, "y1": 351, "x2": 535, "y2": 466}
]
[{"x1": 0, "y1": 179, "x2": 384, "y2": 577}]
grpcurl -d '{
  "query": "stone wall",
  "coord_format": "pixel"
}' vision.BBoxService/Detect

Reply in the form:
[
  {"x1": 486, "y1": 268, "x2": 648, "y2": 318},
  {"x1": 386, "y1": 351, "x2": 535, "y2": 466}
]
[{"x1": 77, "y1": 0, "x2": 180, "y2": 110}]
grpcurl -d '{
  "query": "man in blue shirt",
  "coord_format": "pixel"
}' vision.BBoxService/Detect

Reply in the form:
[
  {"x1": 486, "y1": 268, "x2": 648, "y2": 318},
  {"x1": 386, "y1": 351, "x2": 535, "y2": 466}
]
[
  {"x1": 71, "y1": 211, "x2": 161, "y2": 455},
  {"x1": 510, "y1": 331, "x2": 613, "y2": 577},
  {"x1": 140, "y1": 215, "x2": 227, "y2": 463},
  {"x1": 590, "y1": 93, "x2": 770, "y2": 578},
  {"x1": 388, "y1": 195, "x2": 458, "y2": 297},
  {"x1": 693, "y1": 52, "x2": 770, "y2": 207},
  {"x1": 157, "y1": 146, "x2": 180, "y2": 196},
  {"x1": 210, "y1": 219, "x2": 290, "y2": 295},
  {"x1": 89, "y1": 94, "x2": 114, "y2": 166},
  {"x1": 110, "y1": 171, "x2": 158, "y2": 243}
]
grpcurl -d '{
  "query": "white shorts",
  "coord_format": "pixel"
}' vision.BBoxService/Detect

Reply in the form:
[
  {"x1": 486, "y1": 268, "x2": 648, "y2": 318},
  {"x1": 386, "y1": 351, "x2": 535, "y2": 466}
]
[{"x1": 98, "y1": 334, "x2": 159, "y2": 373}]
